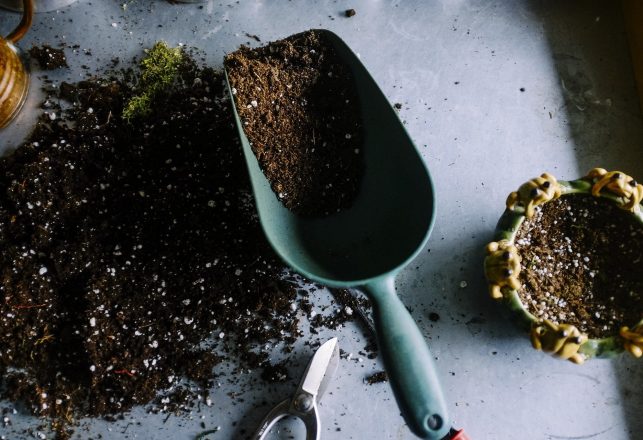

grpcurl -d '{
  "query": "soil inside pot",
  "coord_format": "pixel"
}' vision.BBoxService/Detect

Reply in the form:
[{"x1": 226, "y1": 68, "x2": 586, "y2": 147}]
[
  {"x1": 224, "y1": 30, "x2": 364, "y2": 217},
  {"x1": 0, "y1": 45, "x2": 371, "y2": 439},
  {"x1": 515, "y1": 194, "x2": 643, "y2": 338}
]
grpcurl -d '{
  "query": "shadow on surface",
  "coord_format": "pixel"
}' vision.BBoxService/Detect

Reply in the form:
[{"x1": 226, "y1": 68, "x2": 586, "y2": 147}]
[
  {"x1": 531, "y1": 0, "x2": 643, "y2": 176},
  {"x1": 613, "y1": 356, "x2": 643, "y2": 439},
  {"x1": 531, "y1": 1, "x2": 643, "y2": 437}
]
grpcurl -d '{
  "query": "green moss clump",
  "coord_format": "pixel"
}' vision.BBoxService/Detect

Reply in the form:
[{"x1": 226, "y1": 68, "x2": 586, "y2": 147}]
[{"x1": 122, "y1": 41, "x2": 184, "y2": 122}]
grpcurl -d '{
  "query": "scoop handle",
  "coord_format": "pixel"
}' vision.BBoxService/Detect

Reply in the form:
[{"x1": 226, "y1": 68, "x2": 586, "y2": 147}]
[{"x1": 364, "y1": 276, "x2": 449, "y2": 439}]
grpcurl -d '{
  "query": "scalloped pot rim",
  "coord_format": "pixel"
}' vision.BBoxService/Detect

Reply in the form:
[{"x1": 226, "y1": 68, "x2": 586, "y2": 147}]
[{"x1": 490, "y1": 173, "x2": 643, "y2": 362}]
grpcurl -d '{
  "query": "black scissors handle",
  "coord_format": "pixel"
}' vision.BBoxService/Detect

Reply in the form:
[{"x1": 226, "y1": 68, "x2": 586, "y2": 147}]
[{"x1": 251, "y1": 395, "x2": 320, "y2": 440}]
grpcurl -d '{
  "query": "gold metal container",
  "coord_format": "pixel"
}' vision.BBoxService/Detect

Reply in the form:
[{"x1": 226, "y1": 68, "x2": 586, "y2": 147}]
[
  {"x1": 0, "y1": 41, "x2": 29, "y2": 128},
  {"x1": 0, "y1": 0, "x2": 33, "y2": 129}
]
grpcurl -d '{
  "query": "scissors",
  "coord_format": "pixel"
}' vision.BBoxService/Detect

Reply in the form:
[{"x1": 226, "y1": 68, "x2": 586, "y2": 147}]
[{"x1": 251, "y1": 337, "x2": 340, "y2": 440}]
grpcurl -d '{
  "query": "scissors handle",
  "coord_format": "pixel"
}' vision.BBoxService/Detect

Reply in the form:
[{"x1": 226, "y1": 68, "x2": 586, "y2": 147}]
[{"x1": 251, "y1": 397, "x2": 320, "y2": 440}]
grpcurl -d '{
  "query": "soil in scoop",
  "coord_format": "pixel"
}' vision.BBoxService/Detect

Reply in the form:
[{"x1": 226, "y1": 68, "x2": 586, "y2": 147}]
[
  {"x1": 224, "y1": 30, "x2": 364, "y2": 217},
  {"x1": 515, "y1": 194, "x2": 643, "y2": 338},
  {"x1": 0, "y1": 47, "x2": 368, "y2": 439}
]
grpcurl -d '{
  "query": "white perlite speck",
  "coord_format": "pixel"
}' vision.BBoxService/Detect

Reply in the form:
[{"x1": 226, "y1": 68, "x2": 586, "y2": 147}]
[
  {"x1": 39, "y1": 267, "x2": 48, "y2": 275},
  {"x1": 89, "y1": 317, "x2": 96, "y2": 327}
]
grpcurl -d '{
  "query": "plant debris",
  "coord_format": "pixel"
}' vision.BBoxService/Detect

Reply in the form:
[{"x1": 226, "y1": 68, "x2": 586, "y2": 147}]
[
  {"x1": 122, "y1": 41, "x2": 184, "y2": 121},
  {"x1": 29, "y1": 45, "x2": 68, "y2": 70},
  {"x1": 0, "y1": 44, "x2": 369, "y2": 439},
  {"x1": 244, "y1": 32, "x2": 261, "y2": 42},
  {"x1": 224, "y1": 30, "x2": 364, "y2": 217},
  {"x1": 515, "y1": 195, "x2": 643, "y2": 338}
]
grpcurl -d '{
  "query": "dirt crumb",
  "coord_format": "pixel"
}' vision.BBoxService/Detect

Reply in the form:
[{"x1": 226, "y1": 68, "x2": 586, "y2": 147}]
[
  {"x1": 29, "y1": 45, "x2": 68, "y2": 70},
  {"x1": 365, "y1": 371, "x2": 387, "y2": 385}
]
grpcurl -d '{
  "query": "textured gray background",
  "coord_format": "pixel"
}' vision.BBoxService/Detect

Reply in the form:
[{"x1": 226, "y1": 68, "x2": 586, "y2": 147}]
[{"x1": 1, "y1": 1, "x2": 642, "y2": 439}]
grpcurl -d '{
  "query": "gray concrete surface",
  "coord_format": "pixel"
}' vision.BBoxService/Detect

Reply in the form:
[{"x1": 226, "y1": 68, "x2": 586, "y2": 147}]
[{"x1": 1, "y1": 1, "x2": 642, "y2": 439}]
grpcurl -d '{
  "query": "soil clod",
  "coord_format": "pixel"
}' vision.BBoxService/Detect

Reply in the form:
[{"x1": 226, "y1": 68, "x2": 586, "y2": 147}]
[
  {"x1": 29, "y1": 45, "x2": 68, "y2": 70},
  {"x1": 365, "y1": 371, "x2": 387, "y2": 385}
]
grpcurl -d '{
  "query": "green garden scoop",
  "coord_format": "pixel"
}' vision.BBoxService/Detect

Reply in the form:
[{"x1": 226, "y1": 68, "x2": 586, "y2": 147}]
[{"x1": 225, "y1": 29, "x2": 458, "y2": 440}]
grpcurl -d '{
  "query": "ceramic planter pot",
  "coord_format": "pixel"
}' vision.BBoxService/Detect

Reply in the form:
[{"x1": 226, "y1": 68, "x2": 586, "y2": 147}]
[{"x1": 484, "y1": 168, "x2": 643, "y2": 364}]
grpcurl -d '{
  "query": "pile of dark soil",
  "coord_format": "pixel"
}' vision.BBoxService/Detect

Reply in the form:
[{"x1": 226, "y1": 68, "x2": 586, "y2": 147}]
[
  {"x1": 224, "y1": 30, "x2": 364, "y2": 217},
  {"x1": 515, "y1": 194, "x2": 643, "y2": 338},
  {"x1": 0, "y1": 47, "x2": 369, "y2": 438},
  {"x1": 29, "y1": 45, "x2": 68, "y2": 70}
]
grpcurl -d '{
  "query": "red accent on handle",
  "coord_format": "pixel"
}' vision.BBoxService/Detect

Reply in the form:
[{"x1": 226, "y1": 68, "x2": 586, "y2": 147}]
[{"x1": 450, "y1": 429, "x2": 471, "y2": 440}]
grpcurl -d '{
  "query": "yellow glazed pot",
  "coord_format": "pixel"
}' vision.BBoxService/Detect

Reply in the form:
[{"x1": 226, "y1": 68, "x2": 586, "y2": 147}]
[
  {"x1": 0, "y1": 0, "x2": 32, "y2": 129},
  {"x1": 485, "y1": 168, "x2": 643, "y2": 364}
]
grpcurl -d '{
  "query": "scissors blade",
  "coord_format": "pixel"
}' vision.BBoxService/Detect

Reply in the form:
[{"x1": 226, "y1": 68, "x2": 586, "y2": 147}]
[{"x1": 299, "y1": 337, "x2": 339, "y2": 402}]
